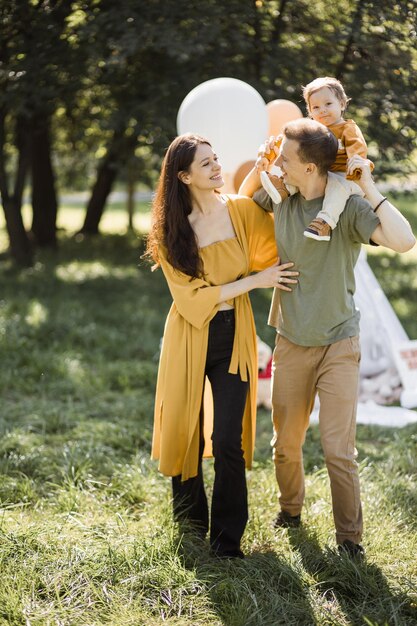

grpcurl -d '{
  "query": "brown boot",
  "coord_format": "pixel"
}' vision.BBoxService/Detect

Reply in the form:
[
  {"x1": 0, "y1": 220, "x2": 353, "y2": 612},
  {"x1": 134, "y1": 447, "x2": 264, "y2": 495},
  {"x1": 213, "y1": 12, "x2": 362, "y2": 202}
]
[
  {"x1": 273, "y1": 510, "x2": 301, "y2": 529},
  {"x1": 304, "y1": 218, "x2": 332, "y2": 241},
  {"x1": 260, "y1": 172, "x2": 290, "y2": 204}
]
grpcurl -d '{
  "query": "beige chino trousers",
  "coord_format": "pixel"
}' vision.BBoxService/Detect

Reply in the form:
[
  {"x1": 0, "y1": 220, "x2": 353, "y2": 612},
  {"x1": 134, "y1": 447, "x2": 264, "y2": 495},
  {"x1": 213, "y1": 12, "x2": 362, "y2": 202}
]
[{"x1": 271, "y1": 334, "x2": 363, "y2": 544}]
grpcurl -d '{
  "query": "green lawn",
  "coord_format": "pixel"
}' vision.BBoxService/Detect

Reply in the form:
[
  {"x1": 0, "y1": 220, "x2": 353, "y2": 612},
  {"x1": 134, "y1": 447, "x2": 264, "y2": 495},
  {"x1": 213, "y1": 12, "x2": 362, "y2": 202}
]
[{"x1": 0, "y1": 194, "x2": 416, "y2": 625}]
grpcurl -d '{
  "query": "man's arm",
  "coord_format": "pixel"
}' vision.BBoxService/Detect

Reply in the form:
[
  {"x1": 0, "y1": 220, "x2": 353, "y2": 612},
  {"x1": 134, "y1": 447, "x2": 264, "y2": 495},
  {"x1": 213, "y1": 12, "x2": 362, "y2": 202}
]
[{"x1": 347, "y1": 155, "x2": 416, "y2": 253}]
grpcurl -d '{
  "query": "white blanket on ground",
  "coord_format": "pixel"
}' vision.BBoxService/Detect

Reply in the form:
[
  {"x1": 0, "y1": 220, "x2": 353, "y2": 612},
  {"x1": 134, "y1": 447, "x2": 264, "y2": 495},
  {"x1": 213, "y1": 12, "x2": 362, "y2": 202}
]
[{"x1": 311, "y1": 401, "x2": 417, "y2": 427}]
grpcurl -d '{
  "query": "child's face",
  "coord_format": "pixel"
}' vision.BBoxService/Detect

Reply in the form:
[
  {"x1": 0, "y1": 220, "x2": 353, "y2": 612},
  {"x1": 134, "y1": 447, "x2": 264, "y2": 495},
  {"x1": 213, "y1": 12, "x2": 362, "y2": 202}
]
[{"x1": 308, "y1": 87, "x2": 344, "y2": 127}]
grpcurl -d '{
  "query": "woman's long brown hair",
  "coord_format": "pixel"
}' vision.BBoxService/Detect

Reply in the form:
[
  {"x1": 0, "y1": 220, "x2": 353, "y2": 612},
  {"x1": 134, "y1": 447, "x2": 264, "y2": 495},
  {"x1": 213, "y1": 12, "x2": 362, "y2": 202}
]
[{"x1": 143, "y1": 133, "x2": 211, "y2": 278}]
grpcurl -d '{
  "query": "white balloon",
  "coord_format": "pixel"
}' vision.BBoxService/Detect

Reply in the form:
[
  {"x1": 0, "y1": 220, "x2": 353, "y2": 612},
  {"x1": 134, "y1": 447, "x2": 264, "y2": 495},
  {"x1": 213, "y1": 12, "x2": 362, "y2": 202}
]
[{"x1": 177, "y1": 77, "x2": 268, "y2": 173}]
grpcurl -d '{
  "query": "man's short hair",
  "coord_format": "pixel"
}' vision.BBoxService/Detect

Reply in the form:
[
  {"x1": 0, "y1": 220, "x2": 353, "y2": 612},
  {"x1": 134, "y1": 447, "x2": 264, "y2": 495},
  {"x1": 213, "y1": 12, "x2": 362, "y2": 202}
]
[{"x1": 283, "y1": 118, "x2": 338, "y2": 176}]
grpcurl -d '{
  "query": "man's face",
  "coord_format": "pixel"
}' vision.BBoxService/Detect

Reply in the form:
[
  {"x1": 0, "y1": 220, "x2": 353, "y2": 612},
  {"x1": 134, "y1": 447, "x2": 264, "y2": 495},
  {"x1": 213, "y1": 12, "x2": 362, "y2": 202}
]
[{"x1": 276, "y1": 137, "x2": 306, "y2": 188}]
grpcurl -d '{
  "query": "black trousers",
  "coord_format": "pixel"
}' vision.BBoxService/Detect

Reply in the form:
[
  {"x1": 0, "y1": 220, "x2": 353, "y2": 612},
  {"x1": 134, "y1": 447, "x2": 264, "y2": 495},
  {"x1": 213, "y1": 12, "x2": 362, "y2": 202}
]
[{"x1": 172, "y1": 310, "x2": 249, "y2": 555}]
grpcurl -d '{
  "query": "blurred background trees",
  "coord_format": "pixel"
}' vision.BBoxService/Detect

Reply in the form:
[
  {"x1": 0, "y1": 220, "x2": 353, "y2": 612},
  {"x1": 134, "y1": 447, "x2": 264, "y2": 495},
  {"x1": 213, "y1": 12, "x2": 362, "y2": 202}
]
[{"x1": 0, "y1": 0, "x2": 416, "y2": 264}]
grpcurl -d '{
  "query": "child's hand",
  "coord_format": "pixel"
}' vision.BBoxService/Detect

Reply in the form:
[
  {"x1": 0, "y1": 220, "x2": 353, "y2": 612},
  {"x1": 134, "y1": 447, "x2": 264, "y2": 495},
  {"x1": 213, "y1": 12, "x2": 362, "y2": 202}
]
[
  {"x1": 256, "y1": 136, "x2": 280, "y2": 172},
  {"x1": 255, "y1": 154, "x2": 270, "y2": 173},
  {"x1": 346, "y1": 155, "x2": 373, "y2": 189}
]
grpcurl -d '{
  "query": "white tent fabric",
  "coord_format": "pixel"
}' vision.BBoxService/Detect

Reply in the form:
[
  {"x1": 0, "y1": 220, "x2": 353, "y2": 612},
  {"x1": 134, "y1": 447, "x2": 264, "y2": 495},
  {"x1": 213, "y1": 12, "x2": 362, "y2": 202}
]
[
  {"x1": 304, "y1": 249, "x2": 417, "y2": 424},
  {"x1": 354, "y1": 249, "x2": 417, "y2": 409},
  {"x1": 355, "y1": 249, "x2": 407, "y2": 376}
]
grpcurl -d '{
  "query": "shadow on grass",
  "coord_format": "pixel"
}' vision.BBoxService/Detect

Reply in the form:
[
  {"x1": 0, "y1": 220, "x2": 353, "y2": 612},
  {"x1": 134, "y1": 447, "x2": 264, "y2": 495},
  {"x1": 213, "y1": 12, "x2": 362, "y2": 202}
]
[
  {"x1": 177, "y1": 534, "x2": 315, "y2": 626},
  {"x1": 287, "y1": 525, "x2": 417, "y2": 625}
]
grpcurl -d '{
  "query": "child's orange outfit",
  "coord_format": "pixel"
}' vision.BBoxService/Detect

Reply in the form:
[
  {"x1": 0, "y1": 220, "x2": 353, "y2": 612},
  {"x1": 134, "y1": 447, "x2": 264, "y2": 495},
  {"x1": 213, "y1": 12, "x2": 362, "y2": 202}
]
[{"x1": 328, "y1": 119, "x2": 374, "y2": 180}]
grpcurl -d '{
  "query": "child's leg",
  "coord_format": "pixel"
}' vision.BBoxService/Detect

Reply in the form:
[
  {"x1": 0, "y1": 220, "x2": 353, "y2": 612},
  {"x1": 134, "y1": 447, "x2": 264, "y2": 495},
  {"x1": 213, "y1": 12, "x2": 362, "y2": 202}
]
[
  {"x1": 260, "y1": 171, "x2": 294, "y2": 205},
  {"x1": 320, "y1": 172, "x2": 364, "y2": 227},
  {"x1": 304, "y1": 172, "x2": 364, "y2": 241}
]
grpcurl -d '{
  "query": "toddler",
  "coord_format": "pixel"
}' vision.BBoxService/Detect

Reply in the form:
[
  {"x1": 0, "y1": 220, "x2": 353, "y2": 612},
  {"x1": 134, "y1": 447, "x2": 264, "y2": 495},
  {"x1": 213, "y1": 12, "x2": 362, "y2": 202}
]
[{"x1": 260, "y1": 77, "x2": 374, "y2": 241}]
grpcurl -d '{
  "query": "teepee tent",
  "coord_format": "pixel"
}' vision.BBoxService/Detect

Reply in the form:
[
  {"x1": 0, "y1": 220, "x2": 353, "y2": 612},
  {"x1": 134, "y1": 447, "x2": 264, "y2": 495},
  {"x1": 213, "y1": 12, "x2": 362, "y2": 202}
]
[{"x1": 354, "y1": 249, "x2": 417, "y2": 409}]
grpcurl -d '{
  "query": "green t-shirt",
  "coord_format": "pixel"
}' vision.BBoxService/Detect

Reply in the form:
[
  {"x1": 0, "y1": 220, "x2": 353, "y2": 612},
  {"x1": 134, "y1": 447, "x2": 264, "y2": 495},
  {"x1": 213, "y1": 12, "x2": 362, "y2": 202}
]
[{"x1": 253, "y1": 189, "x2": 380, "y2": 346}]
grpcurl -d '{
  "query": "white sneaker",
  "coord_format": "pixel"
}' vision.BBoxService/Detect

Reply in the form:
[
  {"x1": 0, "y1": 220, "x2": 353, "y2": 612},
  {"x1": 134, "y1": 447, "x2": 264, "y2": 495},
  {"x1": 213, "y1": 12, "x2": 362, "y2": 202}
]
[{"x1": 260, "y1": 171, "x2": 283, "y2": 204}]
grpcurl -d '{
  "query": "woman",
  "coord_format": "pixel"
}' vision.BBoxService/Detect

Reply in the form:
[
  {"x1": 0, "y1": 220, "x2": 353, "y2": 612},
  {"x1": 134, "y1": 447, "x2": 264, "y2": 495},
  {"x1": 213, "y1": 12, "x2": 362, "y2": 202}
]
[{"x1": 144, "y1": 133, "x2": 298, "y2": 558}]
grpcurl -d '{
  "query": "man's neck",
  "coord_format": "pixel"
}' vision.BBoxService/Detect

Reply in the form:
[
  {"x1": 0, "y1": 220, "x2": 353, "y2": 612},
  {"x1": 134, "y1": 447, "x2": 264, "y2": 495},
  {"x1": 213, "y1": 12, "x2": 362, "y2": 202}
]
[{"x1": 298, "y1": 174, "x2": 327, "y2": 201}]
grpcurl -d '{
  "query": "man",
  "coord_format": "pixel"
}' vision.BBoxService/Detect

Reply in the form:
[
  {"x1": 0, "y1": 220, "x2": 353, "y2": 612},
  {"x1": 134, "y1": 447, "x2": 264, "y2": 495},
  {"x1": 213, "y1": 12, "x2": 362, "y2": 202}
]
[{"x1": 240, "y1": 118, "x2": 415, "y2": 557}]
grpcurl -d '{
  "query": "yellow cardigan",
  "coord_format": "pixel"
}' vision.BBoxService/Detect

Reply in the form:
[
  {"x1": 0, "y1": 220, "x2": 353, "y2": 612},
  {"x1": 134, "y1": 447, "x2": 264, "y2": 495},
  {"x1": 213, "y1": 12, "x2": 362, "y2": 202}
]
[{"x1": 151, "y1": 194, "x2": 277, "y2": 481}]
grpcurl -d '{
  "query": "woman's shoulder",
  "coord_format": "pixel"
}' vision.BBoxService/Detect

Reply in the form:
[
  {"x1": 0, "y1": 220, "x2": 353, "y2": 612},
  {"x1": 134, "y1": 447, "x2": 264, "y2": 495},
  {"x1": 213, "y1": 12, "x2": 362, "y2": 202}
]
[
  {"x1": 224, "y1": 193, "x2": 273, "y2": 235},
  {"x1": 224, "y1": 192, "x2": 255, "y2": 202},
  {"x1": 223, "y1": 193, "x2": 259, "y2": 213}
]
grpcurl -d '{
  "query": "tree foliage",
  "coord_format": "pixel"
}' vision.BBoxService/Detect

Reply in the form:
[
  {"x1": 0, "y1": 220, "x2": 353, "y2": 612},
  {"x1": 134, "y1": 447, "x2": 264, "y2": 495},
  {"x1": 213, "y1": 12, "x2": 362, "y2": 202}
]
[{"x1": 0, "y1": 0, "x2": 416, "y2": 262}]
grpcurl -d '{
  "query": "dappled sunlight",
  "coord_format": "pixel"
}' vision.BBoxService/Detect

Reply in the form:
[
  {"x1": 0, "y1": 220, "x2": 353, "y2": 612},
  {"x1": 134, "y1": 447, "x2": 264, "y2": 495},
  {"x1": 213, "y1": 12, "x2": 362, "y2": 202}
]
[
  {"x1": 24, "y1": 301, "x2": 48, "y2": 327},
  {"x1": 133, "y1": 212, "x2": 151, "y2": 233},
  {"x1": 55, "y1": 260, "x2": 111, "y2": 282},
  {"x1": 55, "y1": 260, "x2": 137, "y2": 282},
  {"x1": 61, "y1": 355, "x2": 86, "y2": 384},
  {"x1": 60, "y1": 209, "x2": 151, "y2": 235}
]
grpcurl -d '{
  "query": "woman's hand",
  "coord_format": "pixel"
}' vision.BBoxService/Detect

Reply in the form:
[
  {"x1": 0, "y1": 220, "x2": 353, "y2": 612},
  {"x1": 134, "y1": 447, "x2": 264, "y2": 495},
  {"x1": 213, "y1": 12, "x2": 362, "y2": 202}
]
[
  {"x1": 255, "y1": 259, "x2": 299, "y2": 291},
  {"x1": 218, "y1": 258, "x2": 299, "y2": 303}
]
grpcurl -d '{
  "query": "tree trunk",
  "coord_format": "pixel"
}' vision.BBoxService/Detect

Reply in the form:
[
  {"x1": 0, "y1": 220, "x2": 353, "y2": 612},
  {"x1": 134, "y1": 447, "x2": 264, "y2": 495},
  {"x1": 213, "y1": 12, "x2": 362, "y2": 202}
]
[
  {"x1": 271, "y1": 0, "x2": 290, "y2": 48},
  {"x1": 335, "y1": 0, "x2": 365, "y2": 80},
  {"x1": 1, "y1": 197, "x2": 33, "y2": 266},
  {"x1": 0, "y1": 111, "x2": 33, "y2": 266},
  {"x1": 80, "y1": 127, "x2": 137, "y2": 235},
  {"x1": 251, "y1": 0, "x2": 264, "y2": 82},
  {"x1": 79, "y1": 157, "x2": 119, "y2": 235},
  {"x1": 127, "y1": 162, "x2": 135, "y2": 231},
  {"x1": 30, "y1": 116, "x2": 58, "y2": 247}
]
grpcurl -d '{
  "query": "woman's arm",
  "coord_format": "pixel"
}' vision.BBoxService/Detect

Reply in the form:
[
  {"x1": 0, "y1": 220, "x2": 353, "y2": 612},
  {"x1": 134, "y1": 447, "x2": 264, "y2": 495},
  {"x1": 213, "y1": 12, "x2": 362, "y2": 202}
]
[
  {"x1": 219, "y1": 259, "x2": 298, "y2": 302},
  {"x1": 238, "y1": 165, "x2": 262, "y2": 197},
  {"x1": 347, "y1": 155, "x2": 416, "y2": 253},
  {"x1": 239, "y1": 137, "x2": 279, "y2": 197},
  {"x1": 159, "y1": 249, "x2": 297, "y2": 329}
]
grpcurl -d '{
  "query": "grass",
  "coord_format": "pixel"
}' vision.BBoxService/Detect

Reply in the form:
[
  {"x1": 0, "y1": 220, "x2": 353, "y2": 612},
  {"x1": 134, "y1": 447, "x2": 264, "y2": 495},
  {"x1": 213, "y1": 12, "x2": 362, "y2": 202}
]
[{"x1": 0, "y1": 193, "x2": 416, "y2": 625}]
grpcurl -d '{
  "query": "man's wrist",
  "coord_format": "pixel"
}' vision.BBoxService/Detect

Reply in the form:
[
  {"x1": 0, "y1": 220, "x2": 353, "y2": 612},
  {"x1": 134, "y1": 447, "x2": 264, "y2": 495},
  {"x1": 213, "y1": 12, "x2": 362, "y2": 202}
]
[{"x1": 373, "y1": 197, "x2": 388, "y2": 212}]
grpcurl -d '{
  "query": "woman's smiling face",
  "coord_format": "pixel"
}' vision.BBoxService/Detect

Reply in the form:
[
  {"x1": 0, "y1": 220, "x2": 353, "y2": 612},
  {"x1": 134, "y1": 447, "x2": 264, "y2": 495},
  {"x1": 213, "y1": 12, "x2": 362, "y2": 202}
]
[{"x1": 183, "y1": 143, "x2": 224, "y2": 190}]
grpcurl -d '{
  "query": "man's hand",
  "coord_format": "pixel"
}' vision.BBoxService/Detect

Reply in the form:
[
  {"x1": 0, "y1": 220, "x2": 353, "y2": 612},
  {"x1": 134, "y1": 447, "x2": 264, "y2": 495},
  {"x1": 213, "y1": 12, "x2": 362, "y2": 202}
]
[{"x1": 346, "y1": 155, "x2": 373, "y2": 191}]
